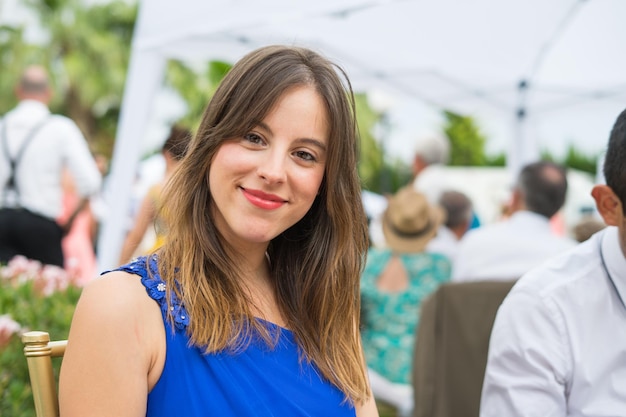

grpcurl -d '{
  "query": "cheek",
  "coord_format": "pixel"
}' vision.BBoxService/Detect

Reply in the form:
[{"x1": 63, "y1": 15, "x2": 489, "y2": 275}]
[
  {"x1": 297, "y1": 169, "x2": 325, "y2": 202},
  {"x1": 210, "y1": 144, "x2": 248, "y2": 180},
  {"x1": 212, "y1": 144, "x2": 237, "y2": 168}
]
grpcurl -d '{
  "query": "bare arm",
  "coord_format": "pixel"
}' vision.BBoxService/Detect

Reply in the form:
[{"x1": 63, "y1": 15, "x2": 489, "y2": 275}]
[
  {"x1": 118, "y1": 190, "x2": 158, "y2": 264},
  {"x1": 355, "y1": 395, "x2": 380, "y2": 417},
  {"x1": 59, "y1": 271, "x2": 165, "y2": 417}
]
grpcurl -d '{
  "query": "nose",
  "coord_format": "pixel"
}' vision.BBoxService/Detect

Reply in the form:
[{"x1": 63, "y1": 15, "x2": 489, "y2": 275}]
[{"x1": 257, "y1": 150, "x2": 286, "y2": 184}]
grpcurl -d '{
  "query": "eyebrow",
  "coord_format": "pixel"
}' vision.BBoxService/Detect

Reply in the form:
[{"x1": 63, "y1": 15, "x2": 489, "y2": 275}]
[
  {"x1": 257, "y1": 121, "x2": 327, "y2": 152},
  {"x1": 297, "y1": 137, "x2": 327, "y2": 152}
]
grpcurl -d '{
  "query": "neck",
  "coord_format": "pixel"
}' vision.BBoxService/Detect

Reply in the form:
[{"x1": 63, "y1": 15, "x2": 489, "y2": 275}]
[
  {"x1": 224, "y1": 242, "x2": 271, "y2": 288},
  {"x1": 238, "y1": 250, "x2": 286, "y2": 327},
  {"x1": 20, "y1": 95, "x2": 48, "y2": 105}
]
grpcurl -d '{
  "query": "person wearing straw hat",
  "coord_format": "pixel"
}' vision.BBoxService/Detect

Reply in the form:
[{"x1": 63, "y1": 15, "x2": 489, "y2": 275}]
[{"x1": 360, "y1": 186, "x2": 452, "y2": 417}]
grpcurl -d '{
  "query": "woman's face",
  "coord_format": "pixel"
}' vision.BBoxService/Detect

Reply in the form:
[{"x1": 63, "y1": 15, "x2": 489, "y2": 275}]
[{"x1": 209, "y1": 85, "x2": 329, "y2": 252}]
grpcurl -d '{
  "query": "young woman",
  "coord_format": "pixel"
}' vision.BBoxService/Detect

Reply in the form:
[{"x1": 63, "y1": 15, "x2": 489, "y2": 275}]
[{"x1": 59, "y1": 45, "x2": 378, "y2": 416}]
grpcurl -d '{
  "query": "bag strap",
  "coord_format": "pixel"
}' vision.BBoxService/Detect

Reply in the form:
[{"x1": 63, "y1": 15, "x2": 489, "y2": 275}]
[{"x1": 1, "y1": 116, "x2": 50, "y2": 205}]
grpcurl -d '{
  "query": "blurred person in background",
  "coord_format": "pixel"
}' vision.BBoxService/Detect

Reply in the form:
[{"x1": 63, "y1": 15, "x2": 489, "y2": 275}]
[
  {"x1": 369, "y1": 132, "x2": 452, "y2": 249},
  {"x1": 426, "y1": 190, "x2": 474, "y2": 263},
  {"x1": 361, "y1": 186, "x2": 452, "y2": 417},
  {"x1": 89, "y1": 152, "x2": 110, "y2": 254},
  {"x1": 453, "y1": 161, "x2": 576, "y2": 281},
  {"x1": 572, "y1": 207, "x2": 606, "y2": 243},
  {"x1": 411, "y1": 132, "x2": 451, "y2": 204},
  {"x1": 118, "y1": 125, "x2": 191, "y2": 264},
  {"x1": 58, "y1": 167, "x2": 97, "y2": 284},
  {"x1": 0, "y1": 65, "x2": 101, "y2": 267}
]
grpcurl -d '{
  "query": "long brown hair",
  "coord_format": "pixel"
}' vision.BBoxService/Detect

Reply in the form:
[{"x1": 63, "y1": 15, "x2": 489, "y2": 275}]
[{"x1": 157, "y1": 45, "x2": 370, "y2": 404}]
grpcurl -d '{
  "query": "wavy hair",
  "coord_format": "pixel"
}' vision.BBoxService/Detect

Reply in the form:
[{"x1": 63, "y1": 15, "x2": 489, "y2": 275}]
[{"x1": 156, "y1": 45, "x2": 370, "y2": 404}]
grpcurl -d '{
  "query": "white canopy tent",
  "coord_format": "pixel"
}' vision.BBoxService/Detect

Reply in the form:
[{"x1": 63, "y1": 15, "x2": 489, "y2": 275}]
[{"x1": 98, "y1": 0, "x2": 626, "y2": 269}]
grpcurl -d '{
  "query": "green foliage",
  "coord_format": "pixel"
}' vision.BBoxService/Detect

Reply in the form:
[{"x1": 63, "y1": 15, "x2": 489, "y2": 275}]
[
  {"x1": 0, "y1": 269, "x2": 81, "y2": 417},
  {"x1": 357, "y1": 94, "x2": 412, "y2": 195},
  {"x1": 377, "y1": 400, "x2": 399, "y2": 417},
  {"x1": 443, "y1": 110, "x2": 487, "y2": 166},
  {"x1": 165, "y1": 60, "x2": 233, "y2": 131},
  {"x1": 0, "y1": 0, "x2": 137, "y2": 156},
  {"x1": 485, "y1": 152, "x2": 506, "y2": 167},
  {"x1": 541, "y1": 145, "x2": 598, "y2": 176},
  {"x1": 355, "y1": 94, "x2": 385, "y2": 192},
  {"x1": 562, "y1": 145, "x2": 598, "y2": 175},
  {"x1": 0, "y1": 25, "x2": 43, "y2": 111}
]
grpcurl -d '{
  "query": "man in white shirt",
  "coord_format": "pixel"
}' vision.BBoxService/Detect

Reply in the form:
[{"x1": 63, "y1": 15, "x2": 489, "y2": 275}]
[
  {"x1": 480, "y1": 108, "x2": 626, "y2": 417},
  {"x1": 0, "y1": 65, "x2": 101, "y2": 267},
  {"x1": 452, "y1": 161, "x2": 576, "y2": 281}
]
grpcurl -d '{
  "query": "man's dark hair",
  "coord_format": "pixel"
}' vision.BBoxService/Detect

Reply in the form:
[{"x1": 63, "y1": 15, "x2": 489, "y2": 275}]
[
  {"x1": 604, "y1": 108, "x2": 626, "y2": 212},
  {"x1": 516, "y1": 161, "x2": 568, "y2": 218},
  {"x1": 439, "y1": 190, "x2": 473, "y2": 229},
  {"x1": 162, "y1": 125, "x2": 191, "y2": 161}
]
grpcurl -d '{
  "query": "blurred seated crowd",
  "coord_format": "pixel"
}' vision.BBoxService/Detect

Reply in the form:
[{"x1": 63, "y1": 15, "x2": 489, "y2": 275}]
[{"x1": 359, "y1": 118, "x2": 624, "y2": 416}]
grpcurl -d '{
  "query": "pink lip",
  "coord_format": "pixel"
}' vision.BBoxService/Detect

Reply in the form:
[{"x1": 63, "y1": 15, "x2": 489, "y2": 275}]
[{"x1": 241, "y1": 187, "x2": 287, "y2": 210}]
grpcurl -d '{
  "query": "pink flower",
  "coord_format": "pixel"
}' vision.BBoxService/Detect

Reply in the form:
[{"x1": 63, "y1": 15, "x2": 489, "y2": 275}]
[
  {"x1": 0, "y1": 314, "x2": 21, "y2": 349},
  {"x1": 2, "y1": 255, "x2": 74, "y2": 296},
  {"x1": 40, "y1": 264, "x2": 70, "y2": 296}
]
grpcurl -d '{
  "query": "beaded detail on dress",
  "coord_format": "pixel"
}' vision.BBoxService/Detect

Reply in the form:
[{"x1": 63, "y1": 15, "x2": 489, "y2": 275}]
[
  {"x1": 103, "y1": 254, "x2": 356, "y2": 417},
  {"x1": 105, "y1": 255, "x2": 189, "y2": 329}
]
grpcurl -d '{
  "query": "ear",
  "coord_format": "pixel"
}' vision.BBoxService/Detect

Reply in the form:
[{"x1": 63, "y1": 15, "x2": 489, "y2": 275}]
[
  {"x1": 509, "y1": 188, "x2": 524, "y2": 212},
  {"x1": 591, "y1": 185, "x2": 622, "y2": 226},
  {"x1": 412, "y1": 156, "x2": 425, "y2": 176},
  {"x1": 41, "y1": 87, "x2": 53, "y2": 104}
]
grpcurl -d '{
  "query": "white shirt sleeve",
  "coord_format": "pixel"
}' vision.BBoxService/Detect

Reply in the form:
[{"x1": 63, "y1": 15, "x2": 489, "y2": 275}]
[
  {"x1": 58, "y1": 117, "x2": 102, "y2": 197},
  {"x1": 480, "y1": 286, "x2": 571, "y2": 417},
  {"x1": 451, "y1": 228, "x2": 479, "y2": 281}
]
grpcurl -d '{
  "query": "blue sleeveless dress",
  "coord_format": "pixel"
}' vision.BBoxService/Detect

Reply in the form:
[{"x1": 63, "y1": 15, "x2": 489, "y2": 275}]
[{"x1": 107, "y1": 256, "x2": 355, "y2": 417}]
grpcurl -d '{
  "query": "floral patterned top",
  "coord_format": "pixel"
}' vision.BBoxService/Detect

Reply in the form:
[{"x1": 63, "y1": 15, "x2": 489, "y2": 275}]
[
  {"x1": 360, "y1": 248, "x2": 451, "y2": 384},
  {"x1": 106, "y1": 255, "x2": 356, "y2": 417}
]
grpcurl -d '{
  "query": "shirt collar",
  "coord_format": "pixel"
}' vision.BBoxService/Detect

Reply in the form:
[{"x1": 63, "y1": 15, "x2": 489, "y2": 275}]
[
  {"x1": 16, "y1": 99, "x2": 50, "y2": 112},
  {"x1": 509, "y1": 210, "x2": 551, "y2": 226},
  {"x1": 600, "y1": 226, "x2": 626, "y2": 309}
]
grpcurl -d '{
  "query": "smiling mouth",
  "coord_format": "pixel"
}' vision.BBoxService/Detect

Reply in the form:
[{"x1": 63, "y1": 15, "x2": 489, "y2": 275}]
[{"x1": 241, "y1": 187, "x2": 287, "y2": 210}]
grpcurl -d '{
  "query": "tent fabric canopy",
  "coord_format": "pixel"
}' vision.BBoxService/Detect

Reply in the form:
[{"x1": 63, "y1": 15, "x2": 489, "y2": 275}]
[{"x1": 97, "y1": 0, "x2": 626, "y2": 270}]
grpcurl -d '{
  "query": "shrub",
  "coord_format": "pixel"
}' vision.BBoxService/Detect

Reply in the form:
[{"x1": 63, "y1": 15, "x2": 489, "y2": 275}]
[{"x1": 0, "y1": 256, "x2": 82, "y2": 417}]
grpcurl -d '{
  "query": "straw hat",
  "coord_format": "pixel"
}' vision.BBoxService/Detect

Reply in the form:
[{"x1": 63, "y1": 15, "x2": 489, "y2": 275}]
[{"x1": 382, "y1": 186, "x2": 446, "y2": 253}]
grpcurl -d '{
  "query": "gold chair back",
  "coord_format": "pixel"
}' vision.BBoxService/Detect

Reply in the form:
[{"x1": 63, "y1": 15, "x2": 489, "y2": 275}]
[{"x1": 22, "y1": 331, "x2": 67, "y2": 417}]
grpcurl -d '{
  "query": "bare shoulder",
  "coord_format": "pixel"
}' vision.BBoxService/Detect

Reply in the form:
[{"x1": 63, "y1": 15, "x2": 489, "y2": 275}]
[
  {"x1": 68, "y1": 270, "x2": 164, "y2": 348},
  {"x1": 75, "y1": 271, "x2": 157, "y2": 323},
  {"x1": 60, "y1": 270, "x2": 165, "y2": 416}
]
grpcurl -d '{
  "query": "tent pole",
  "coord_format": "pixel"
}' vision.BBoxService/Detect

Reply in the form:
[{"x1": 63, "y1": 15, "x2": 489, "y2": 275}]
[{"x1": 96, "y1": 50, "x2": 166, "y2": 271}]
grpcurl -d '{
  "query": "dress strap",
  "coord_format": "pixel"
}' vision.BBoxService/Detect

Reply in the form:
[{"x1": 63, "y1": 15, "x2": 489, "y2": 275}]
[{"x1": 103, "y1": 255, "x2": 190, "y2": 330}]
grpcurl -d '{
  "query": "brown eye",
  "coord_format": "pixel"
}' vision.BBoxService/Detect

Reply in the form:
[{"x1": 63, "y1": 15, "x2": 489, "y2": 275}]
[
  {"x1": 244, "y1": 133, "x2": 265, "y2": 145},
  {"x1": 294, "y1": 150, "x2": 316, "y2": 162}
]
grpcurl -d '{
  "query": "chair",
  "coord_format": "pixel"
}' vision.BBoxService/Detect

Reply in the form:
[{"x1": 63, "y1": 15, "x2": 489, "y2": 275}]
[
  {"x1": 22, "y1": 331, "x2": 67, "y2": 417},
  {"x1": 412, "y1": 280, "x2": 516, "y2": 417}
]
